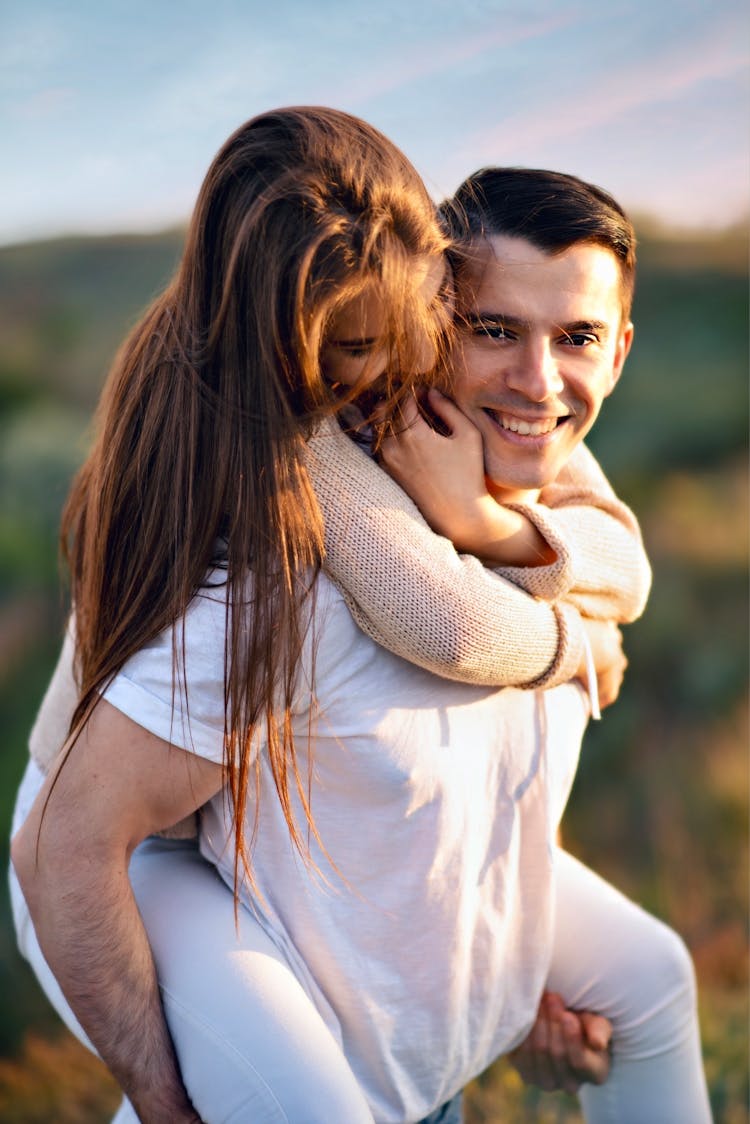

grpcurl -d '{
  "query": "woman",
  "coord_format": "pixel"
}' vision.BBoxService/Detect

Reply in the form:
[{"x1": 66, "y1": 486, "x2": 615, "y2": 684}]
[{"x1": 11, "y1": 107, "x2": 704, "y2": 1124}]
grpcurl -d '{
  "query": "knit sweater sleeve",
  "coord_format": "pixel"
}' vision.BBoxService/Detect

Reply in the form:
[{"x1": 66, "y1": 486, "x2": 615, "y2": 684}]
[
  {"x1": 305, "y1": 420, "x2": 584, "y2": 689},
  {"x1": 495, "y1": 443, "x2": 652, "y2": 622}
]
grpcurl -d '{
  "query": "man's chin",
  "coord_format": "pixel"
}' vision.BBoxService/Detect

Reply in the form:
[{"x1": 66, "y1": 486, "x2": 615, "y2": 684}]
[{"x1": 484, "y1": 453, "x2": 568, "y2": 501}]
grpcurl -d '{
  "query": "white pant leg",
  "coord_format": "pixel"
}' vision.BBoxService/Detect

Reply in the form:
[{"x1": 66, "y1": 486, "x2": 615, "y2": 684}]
[
  {"x1": 127, "y1": 836, "x2": 374, "y2": 1124},
  {"x1": 10, "y1": 760, "x2": 372, "y2": 1124},
  {"x1": 548, "y1": 848, "x2": 712, "y2": 1124}
]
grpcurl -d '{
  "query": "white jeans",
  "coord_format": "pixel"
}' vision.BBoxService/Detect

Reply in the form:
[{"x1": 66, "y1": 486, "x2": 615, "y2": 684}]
[{"x1": 10, "y1": 761, "x2": 712, "y2": 1124}]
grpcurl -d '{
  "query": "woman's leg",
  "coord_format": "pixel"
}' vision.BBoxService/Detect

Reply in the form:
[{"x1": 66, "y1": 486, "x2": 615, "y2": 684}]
[
  {"x1": 128, "y1": 835, "x2": 374, "y2": 1124},
  {"x1": 11, "y1": 761, "x2": 373, "y2": 1124},
  {"x1": 549, "y1": 848, "x2": 712, "y2": 1123}
]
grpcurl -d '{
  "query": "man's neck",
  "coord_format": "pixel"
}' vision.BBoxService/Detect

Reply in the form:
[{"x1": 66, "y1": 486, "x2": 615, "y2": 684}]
[{"x1": 485, "y1": 477, "x2": 541, "y2": 506}]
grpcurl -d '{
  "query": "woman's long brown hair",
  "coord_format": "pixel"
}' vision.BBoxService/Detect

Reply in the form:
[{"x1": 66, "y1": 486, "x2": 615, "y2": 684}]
[{"x1": 59, "y1": 107, "x2": 448, "y2": 895}]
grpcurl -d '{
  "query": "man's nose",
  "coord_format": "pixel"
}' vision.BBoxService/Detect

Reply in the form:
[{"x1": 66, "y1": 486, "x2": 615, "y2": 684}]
[{"x1": 506, "y1": 339, "x2": 564, "y2": 400}]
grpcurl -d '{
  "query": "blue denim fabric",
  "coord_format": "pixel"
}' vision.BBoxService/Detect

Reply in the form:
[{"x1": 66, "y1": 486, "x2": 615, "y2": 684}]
[{"x1": 418, "y1": 1091, "x2": 463, "y2": 1124}]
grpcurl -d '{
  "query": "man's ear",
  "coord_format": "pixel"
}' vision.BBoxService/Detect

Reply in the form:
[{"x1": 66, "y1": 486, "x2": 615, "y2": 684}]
[{"x1": 607, "y1": 321, "x2": 634, "y2": 395}]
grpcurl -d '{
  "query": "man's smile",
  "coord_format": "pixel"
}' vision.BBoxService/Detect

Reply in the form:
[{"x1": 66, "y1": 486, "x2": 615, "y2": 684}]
[{"x1": 481, "y1": 407, "x2": 571, "y2": 439}]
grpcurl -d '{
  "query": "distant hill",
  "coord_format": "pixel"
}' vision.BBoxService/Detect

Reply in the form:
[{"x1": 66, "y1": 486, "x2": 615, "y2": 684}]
[
  {"x1": 0, "y1": 229, "x2": 185, "y2": 409},
  {"x1": 595, "y1": 222, "x2": 748, "y2": 480},
  {"x1": 632, "y1": 216, "x2": 749, "y2": 274}
]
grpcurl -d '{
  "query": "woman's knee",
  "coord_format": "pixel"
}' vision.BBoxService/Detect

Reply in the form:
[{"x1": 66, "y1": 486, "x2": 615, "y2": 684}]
[
  {"x1": 649, "y1": 922, "x2": 697, "y2": 1001},
  {"x1": 614, "y1": 918, "x2": 700, "y2": 1059},
  {"x1": 551, "y1": 852, "x2": 699, "y2": 1051},
  {"x1": 626, "y1": 913, "x2": 697, "y2": 1007}
]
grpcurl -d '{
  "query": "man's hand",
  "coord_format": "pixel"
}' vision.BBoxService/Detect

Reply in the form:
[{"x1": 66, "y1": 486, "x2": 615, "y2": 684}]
[
  {"x1": 378, "y1": 389, "x2": 555, "y2": 566},
  {"x1": 579, "y1": 619, "x2": 627, "y2": 710},
  {"x1": 508, "y1": 991, "x2": 612, "y2": 1094}
]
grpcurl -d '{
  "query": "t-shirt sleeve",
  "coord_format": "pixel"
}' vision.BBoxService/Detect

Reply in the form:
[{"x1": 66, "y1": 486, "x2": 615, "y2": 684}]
[
  {"x1": 102, "y1": 581, "x2": 232, "y2": 764},
  {"x1": 28, "y1": 619, "x2": 79, "y2": 774}
]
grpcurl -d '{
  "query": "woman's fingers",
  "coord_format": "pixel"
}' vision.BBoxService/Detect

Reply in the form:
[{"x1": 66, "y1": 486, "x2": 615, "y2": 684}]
[{"x1": 423, "y1": 388, "x2": 461, "y2": 431}]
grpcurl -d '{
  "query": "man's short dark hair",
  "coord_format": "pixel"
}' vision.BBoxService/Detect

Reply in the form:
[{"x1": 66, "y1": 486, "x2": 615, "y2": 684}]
[{"x1": 441, "y1": 168, "x2": 636, "y2": 318}]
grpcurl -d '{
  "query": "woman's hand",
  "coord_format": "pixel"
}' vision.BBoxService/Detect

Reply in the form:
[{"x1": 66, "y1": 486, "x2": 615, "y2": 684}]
[
  {"x1": 377, "y1": 389, "x2": 490, "y2": 545},
  {"x1": 378, "y1": 389, "x2": 555, "y2": 566},
  {"x1": 508, "y1": 991, "x2": 612, "y2": 1094}
]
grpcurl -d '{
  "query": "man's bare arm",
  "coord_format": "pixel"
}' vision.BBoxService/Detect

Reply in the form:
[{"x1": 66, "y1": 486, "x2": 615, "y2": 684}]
[{"x1": 11, "y1": 700, "x2": 224, "y2": 1123}]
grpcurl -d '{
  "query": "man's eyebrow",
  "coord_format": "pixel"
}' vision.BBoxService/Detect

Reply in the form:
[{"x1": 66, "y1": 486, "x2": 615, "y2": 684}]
[
  {"x1": 462, "y1": 312, "x2": 611, "y2": 337},
  {"x1": 560, "y1": 320, "x2": 609, "y2": 335}
]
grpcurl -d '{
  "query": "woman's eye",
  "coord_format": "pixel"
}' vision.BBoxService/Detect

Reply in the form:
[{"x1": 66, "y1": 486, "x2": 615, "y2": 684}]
[
  {"x1": 476, "y1": 323, "x2": 511, "y2": 341},
  {"x1": 339, "y1": 345, "x2": 372, "y2": 359}
]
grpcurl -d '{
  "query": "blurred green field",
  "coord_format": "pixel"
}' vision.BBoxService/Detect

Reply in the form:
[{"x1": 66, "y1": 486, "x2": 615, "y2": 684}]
[{"x1": 0, "y1": 222, "x2": 747, "y2": 1121}]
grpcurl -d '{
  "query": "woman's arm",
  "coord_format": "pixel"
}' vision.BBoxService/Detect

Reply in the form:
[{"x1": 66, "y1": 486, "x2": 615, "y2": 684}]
[
  {"x1": 306, "y1": 418, "x2": 585, "y2": 690},
  {"x1": 375, "y1": 390, "x2": 560, "y2": 569},
  {"x1": 377, "y1": 391, "x2": 651, "y2": 623},
  {"x1": 527, "y1": 441, "x2": 652, "y2": 621},
  {"x1": 12, "y1": 700, "x2": 223, "y2": 1124},
  {"x1": 306, "y1": 399, "x2": 649, "y2": 690}
]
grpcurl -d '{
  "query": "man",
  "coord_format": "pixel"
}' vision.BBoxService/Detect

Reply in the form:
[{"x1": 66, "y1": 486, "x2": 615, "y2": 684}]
[
  {"x1": 375, "y1": 168, "x2": 709, "y2": 1119},
  {"x1": 11, "y1": 169, "x2": 710, "y2": 1124}
]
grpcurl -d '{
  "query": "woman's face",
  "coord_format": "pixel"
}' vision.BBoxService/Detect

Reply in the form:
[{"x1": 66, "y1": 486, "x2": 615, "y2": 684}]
[{"x1": 319, "y1": 254, "x2": 451, "y2": 394}]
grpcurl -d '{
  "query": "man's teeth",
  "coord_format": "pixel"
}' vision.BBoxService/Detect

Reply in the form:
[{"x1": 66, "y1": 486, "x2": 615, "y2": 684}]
[{"x1": 498, "y1": 414, "x2": 559, "y2": 436}]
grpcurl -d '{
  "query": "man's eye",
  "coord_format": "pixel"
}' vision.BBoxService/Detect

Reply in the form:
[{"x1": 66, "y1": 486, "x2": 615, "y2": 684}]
[{"x1": 563, "y1": 332, "x2": 597, "y2": 347}]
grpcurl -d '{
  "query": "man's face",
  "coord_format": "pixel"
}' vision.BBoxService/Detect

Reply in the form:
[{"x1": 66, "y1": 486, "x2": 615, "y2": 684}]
[{"x1": 453, "y1": 234, "x2": 633, "y2": 502}]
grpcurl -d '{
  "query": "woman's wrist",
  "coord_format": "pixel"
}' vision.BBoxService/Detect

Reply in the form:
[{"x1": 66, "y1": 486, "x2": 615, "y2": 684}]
[{"x1": 456, "y1": 497, "x2": 557, "y2": 567}]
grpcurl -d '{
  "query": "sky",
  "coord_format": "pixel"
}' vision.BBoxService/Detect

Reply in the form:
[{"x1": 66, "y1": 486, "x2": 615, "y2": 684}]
[{"x1": 2, "y1": 0, "x2": 748, "y2": 246}]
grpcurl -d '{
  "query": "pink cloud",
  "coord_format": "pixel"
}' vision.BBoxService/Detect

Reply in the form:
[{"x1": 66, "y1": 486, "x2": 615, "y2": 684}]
[
  {"x1": 14, "y1": 86, "x2": 76, "y2": 120},
  {"x1": 462, "y1": 15, "x2": 749, "y2": 161},
  {"x1": 317, "y1": 9, "x2": 581, "y2": 107}
]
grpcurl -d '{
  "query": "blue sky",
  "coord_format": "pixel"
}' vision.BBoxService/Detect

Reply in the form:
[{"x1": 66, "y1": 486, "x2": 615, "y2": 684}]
[{"x1": 2, "y1": 0, "x2": 748, "y2": 246}]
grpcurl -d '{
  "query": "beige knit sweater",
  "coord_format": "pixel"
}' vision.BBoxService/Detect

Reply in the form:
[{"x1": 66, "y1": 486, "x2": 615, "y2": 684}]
[
  {"x1": 29, "y1": 423, "x2": 650, "y2": 830},
  {"x1": 303, "y1": 419, "x2": 650, "y2": 689}
]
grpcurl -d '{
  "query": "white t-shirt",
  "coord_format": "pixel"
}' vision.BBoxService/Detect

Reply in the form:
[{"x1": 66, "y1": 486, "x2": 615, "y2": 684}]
[{"x1": 104, "y1": 570, "x2": 589, "y2": 1123}]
